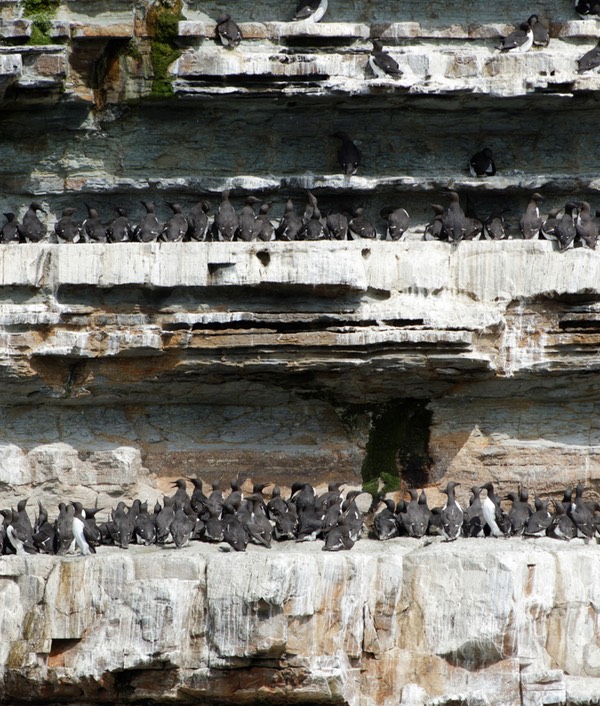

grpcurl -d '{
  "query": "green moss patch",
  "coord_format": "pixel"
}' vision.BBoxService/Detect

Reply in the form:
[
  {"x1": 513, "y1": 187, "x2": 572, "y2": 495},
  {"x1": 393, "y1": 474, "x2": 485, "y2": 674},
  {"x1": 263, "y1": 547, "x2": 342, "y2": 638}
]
[
  {"x1": 147, "y1": 0, "x2": 184, "y2": 98},
  {"x1": 23, "y1": 0, "x2": 59, "y2": 45}
]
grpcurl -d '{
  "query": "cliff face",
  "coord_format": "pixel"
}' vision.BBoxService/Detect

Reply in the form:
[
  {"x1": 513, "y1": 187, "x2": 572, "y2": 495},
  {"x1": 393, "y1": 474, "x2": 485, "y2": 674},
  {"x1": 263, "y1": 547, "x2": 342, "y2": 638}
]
[{"x1": 3, "y1": 539, "x2": 600, "y2": 706}]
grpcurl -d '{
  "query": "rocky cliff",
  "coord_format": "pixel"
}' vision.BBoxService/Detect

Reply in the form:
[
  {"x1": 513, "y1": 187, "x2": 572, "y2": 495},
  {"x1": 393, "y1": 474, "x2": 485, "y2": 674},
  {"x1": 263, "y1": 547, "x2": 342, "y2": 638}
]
[{"x1": 3, "y1": 539, "x2": 600, "y2": 706}]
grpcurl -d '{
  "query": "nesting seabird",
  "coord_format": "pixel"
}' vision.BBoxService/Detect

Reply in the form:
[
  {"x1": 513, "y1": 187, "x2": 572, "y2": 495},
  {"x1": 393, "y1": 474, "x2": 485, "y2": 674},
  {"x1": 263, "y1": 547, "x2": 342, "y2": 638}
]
[
  {"x1": 368, "y1": 39, "x2": 403, "y2": 79},
  {"x1": 528, "y1": 15, "x2": 549, "y2": 46},
  {"x1": 481, "y1": 482, "x2": 504, "y2": 537},
  {"x1": 187, "y1": 201, "x2": 210, "y2": 241},
  {"x1": 380, "y1": 206, "x2": 410, "y2": 240},
  {"x1": 576, "y1": 201, "x2": 598, "y2": 249},
  {"x1": 162, "y1": 203, "x2": 188, "y2": 242},
  {"x1": 556, "y1": 202, "x2": 578, "y2": 251},
  {"x1": 238, "y1": 195, "x2": 261, "y2": 241},
  {"x1": 483, "y1": 210, "x2": 507, "y2": 240},
  {"x1": 256, "y1": 203, "x2": 275, "y2": 242},
  {"x1": 294, "y1": 0, "x2": 328, "y2": 22},
  {"x1": 575, "y1": 0, "x2": 600, "y2": 18},
  {"x1": 440, "y1": 482, "x2": 463, "y2": 541},
  {"x1": 275, "y1": 199, "x2": 303, "y2": 241},
  {"x1": 325, "y1": 210, "x2": 349, "y2": 240},
  {"x1": 349, "y1": 207, "x2": 376, "y2": 239},
  {"x1": 520, "y1": 192, "x2": 544, "y2": 239},
  {"x1": 441, "y1": 191, "x2": 466, "y2": 243},
  {"x1": 540, "y1": 208, "x2": 561, "y2": 240},
  {"x1": 107, "y1": 207, "x2": 133, "y2": 243},
  {"x1": 424, "y1": 204, "x2": 445, "y2": 241},
  {"x1": 463, "y1": 485, "x2": 485, "y2": 537},
  {"x1": 213, "y1": 190, "x2": 239, "y2": 241},
  {"x1": 524, "y1": 496, "x2": 553, "y2": 537},
  {"x1": 216, "y1": 14, "x2": 242, "y2": 48},
  {"x1": 499, "y1": 20, "x2": 534, "y2": 53},
  {"x1": 469, "y1": 148, "x2": 496, "y2": 177},
  {"x1": 373, "y1": 499, "x2": 399, "y2": 541},
  {"x1": 1, "y1": 212, "x2": 20, "y2": 244},
  {"x1": 332, "y1": 131, "x2": 361, "y2": 178},
  {"x1": 82, "y1": 205, "x2": 108, "y2": 243},
  {"x1": 18, "y1": 202, "x2": 47, "y2": 243},
  {"x1": 578, "y1": 40, "x2": 600, "y2": 72}
]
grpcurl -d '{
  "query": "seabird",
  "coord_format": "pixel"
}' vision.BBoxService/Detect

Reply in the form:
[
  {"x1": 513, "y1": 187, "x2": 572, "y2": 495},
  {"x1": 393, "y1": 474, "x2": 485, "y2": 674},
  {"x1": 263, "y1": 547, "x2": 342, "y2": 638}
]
[
  {"x1": 243, "y1": 494, "x2": 272, "y2": 548},
  {"x1": 187, "y1": 201, "x2": 210, "y2": 241},
  {"x1": 213, "y1": 190, "x2": 239, "y2": 241},
  {"x1": 499, "y1": 20, "x2": 534, "y2": 53},
  {"x1": 483, "y1": 210, "x2": 507, "y2": 240},
  {"x1": 18, "y1": 202, "x2": 47, "y2": 243},
  {"x1": 170, "y1": 508, "x2": 195, "y2": 548},
  {"x1": 373, "y1": 498, "x2": 399, "y2": 540},
  {"x1": 1, "y1": 212, "x2": 20, "y2": 244},
  {"x1": 162, "y1": 203, "x2": 188, "y2": 242},
  {"x1": 578, "y1": 40, "x2": 600, "y2": 72},
  {"x1": 82, "y1": 205, "x2": 108, "y2": 243},
  {"x1": 323, "y1": 517, "x2": 354, "y2": 551},
  {"x1": 505, "y1": 490, "x2": 532, "y2": 536},
  {"x1": 256, "y1": 203, "x2": 275, "y2": 241},
  {"x1": 380, "y1": 206, "x2": 410, "y2": 240},
  {"x1": 556, "y1": 202, "x2": 578, "y2": 251},
  {"x1": 575, "y1": 0, "x2": 600, "y2": 18},
  {"x1": 188, "y1": 478, "x2": 207, "y2": 516},
  {"x1": 55, "y1": 503, "x2": 75, "y2": 555},
  {"x1": 332, "y1": 131, "x2": 361, "y2": 178},
  {"x1": 368, "y1": 39, "x2": 403, "y2": 79},
  {"x1": 135, "y1": 202, "x2": 162, "y2": 243},
  {"x1": 216, "y1": 14, "x2": 242, "y2": 48},
  {"x1": 528, "y1": 15, "x2": 549, "y2": 47},
  {"x1": 440, "y1": 481, "x2": 463, "y2": 541},
  {"x1": 441, "y1": 191, "x2": 466, "y2": 243},
  {"x1": 469, "y1": 148, "x2": 496, "y2": 177},
  {"x1": 462, "y1": 485, "x2": 485, "y2": 537},
  {"x1": 32, "y1": 501, "x2": 56, "y2": 554},
  {"x1": 325, "y1": 211, "x2": 349, "y2": 240},
  {"x1": 302, "y1": 205, "x2": 327, "y2": 240},
  {"x1": 223, "y1": 514, "x2": 248, "y2": 552},
  {"x1": 548, "y1": 499, "x2": 577, "y2": 540},
  {"x1": 107, "y1": 207, "x2": 133, "y2": 243},
  {"x1": 275, "y1": 199, "x2": 303, "y2": 241},
  {"x1": 156, "y1": 497, "x2": 175, "y2": 544},
  {"x1": 171, "y1": 479, "x2": 190, "y2": 509},
  {"x1": 570, "y1": 483, "x2": 596, "y2": 543},
  {"x1": 54, "y1": 208, "x2": 81, "y2": 244},
  {"x1": 403, "y1": 489, "x2": 429, "y2": 539},
  {"x1": 576, "y1": 201, "x2": 598, "y2": 249},
  {"x1": 424, "y1": 204, "x2": 445, "y2": 241},
  {"x1": 134, "y1": 503, "x2": 157, "y2": 545},
  {"x1": 238, "y1": 195, "x2": 261, "y2": 241},
  {"x1": 349, "y1": 207, "x2": 377, "y2": 239},
  {"x1": 540, "y1": 208, "x2": 561, "y2": 240},
  {"x1": 293, "y1": 0, "x2": 328, "y2": 22},
  {"x1": 524, "y1": 496, "x2": 553, "y2": 537},
  {"x1": 520, "y1": 192, "x2": 544, "y2": 239},
  {"x1": 481, "y1": 482, "x2": 504, "y2": 537},
  {"x1": 72, "y1": 502, "x2": 95, "y2": 555}
]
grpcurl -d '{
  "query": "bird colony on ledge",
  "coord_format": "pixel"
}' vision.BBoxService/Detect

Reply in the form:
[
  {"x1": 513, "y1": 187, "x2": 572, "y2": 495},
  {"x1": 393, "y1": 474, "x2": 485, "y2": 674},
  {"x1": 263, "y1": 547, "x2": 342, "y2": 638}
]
[
  {"x1": 1, "y1": 479, "x2": 598, "y2": 556},
  {"x1": 3, "y1": 187, "x2": 599, "y2": 250}
]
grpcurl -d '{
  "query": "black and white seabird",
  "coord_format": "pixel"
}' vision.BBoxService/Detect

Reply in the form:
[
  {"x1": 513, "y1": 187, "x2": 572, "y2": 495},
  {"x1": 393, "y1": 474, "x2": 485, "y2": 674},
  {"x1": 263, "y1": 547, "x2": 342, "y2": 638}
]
[
  {"x1": 469, "y1": 148, "x2": 496, "y2": 177},
  {"x1": 576, "y1": 201, "x2": 598, "y2": 249},
  {"x1": 238, "y1": 195, "x2": 261, "y2": 242},
  {"x1": 32, "y1": 501, "x2": 56, "y2": 554},
  {"x1": 325, "y1": 211, "x2": 349, "y2": 240},
  {"x1": 332, "y1": 131, "x2": 361, "y2": 178},
  {"x1": 520, "y1": 192, "x2": 544, "y2": 239},
  {"x1": 528, "y1": 15, "x2": 549, "y2": 47},
  {"x1": 575, "y1": 0, "x2": 600, "y2": 19},
  {"x1": 483, "y1": 210, "x2": 508, "y2": 240},
  {"x1": 294, "y1": 0, "x2": 328, "y2": 22},
  {"x1": 556, "y1": 202, "x2": 578, "y2": 251},
  {"x1": 134, "y1": 202, "x2": 162, "y2": 243},
  {"x1": 481, "y1": 482, "x2": 504, "y2": 537},
  {"x1": 380, "y1": 206, "x2": 410, "y2": 240},
  {"x1": 213, "y1": 190, "x2": 239, "y2": 241},
  {"x1": 55, "y1": 503, "x2": 75, "y2": 555},
  {"x1": 162, "y1": 203, "x2": 188, "y2": 242},
  {"x1": 424, "y1": 204, "x2": 445, "y2": 241},
  {"x1": 216, "y1": 14, "x2": 242, "y2": 48},
  {"x1": 440, "y1": 481, "x2": 463, "y2": 541},
  {"x1": 156, "y1": 497, "x2": 175, "y2": 544},
  {"x1": 1, "y1": 212, "x2": 20, "y2": 244},
  {"x1": 505, "y1": 490, "x2": 532, "y2": 536},
  {"x1": 223, "y1": 514, "x2": 248, "y2": 552},
  {"x1": 578, "y1": 41, "x2": 600, "y2": 72},
  {"x1": 18, "y1": 202, "x2": 47, "y2": 243},
  {"x1": 373, "y1": 499, "x2": 399, "y2": 541},
  {"x1": 302, "y1": 206, "x2": 327, "y2": 240},
  {"x1": 134, "y1": 503, "x2": 157, "y2": 546},
  {"x1": 524, "y1": 496, "x2": 553, "y2": 537},
  {"x1": 548, "y1": 499, "x2": 577, "y2": 540},
  {"x1": 72, "y1": 501, "x2": 96, "y2": 555},
  {"x1": 187, "y1": 201, "x2": 210, "y2": 241},
  {"x1": 499, "y1": 20, "x2": 534, "y2": 53},
  {"x1": 276, "y1": 199, "x2": 303, "y2": 241},
  {"x1": 368, "y1": 39, "x2": 403, "y2": 79},
  {"x1": 349, "y1": 207, "x2": 376, "y2": 239},
  {"x1": 462, "y1": 485, "x2": 485, "y2": 537},
  {"x1": 171, "y1": 479, "x2": 190, "y2": 508},
  {"x1": 441, "y1": 191, "x2": 466, "y2": 243},
  {"x1": 107, "y1": 207, "x2": 133, "y2": 243},
  {"x1": 402, "y1": 489, "x2": 429, "y2": 539},
  {"x1": 256, "y1": 203, "x2": 275, "y2": 242},
  {"x1": 540, "y1": 208, "x2": 561, "y2": 240},
  {"x1": 54, "y1": 208, "x2": 81, "y2": 243},
  {"x1": 323, "y1": 517, "x2": 354, "y2": 551},
  {"x1": 170, "y1": 508, "x2": 195, "y2": 548},
  {"x1": 82, "y1": 205, "x2": 108, "y2": 243}
]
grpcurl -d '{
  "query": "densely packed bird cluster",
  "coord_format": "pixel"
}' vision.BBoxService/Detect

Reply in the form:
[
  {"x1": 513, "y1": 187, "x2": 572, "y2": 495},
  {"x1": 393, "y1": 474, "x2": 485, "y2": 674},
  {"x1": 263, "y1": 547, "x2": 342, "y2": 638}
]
[
  {"x1": 374, "y1": 482, "x2": 600, "y2": 542},
  {"x1": 3, "y1": 190, "x2": 599, "y2": 248},
  {"x1": 1, "y1": 479, "x2": 598, "y2": 557}
]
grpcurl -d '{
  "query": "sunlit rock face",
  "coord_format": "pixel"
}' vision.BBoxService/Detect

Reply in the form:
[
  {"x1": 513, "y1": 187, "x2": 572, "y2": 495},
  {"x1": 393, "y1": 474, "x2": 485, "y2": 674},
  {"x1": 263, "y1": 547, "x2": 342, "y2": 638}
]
[{"x1": 2, "y1": 539, "x2": 600, "y2": 706}]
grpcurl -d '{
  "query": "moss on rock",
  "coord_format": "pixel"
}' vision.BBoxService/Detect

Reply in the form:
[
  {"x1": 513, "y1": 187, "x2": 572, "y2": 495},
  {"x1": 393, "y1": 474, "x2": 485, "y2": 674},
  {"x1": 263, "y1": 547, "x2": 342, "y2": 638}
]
[{"x1": 146, "y1": 0, "x2": 184, "y2": 98}]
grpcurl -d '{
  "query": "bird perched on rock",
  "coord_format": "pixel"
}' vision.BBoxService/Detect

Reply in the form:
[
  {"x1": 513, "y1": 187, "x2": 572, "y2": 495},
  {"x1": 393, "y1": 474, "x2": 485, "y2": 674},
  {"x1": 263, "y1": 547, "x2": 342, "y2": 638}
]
[
  {"x1": 578, "y1": 40, "x2": 600, "y2": 72},
  {"x1": 256, "y1": 203, "x2": 275, "y2": 241},
  {"x1": 368, "y1": 38, "x2": 403, "y2": 79},
  {"x1": 162, "y1": 203, "x2": 188, "y2": 242},
  {"x1": 499, "y1": 19, "x2": 534, "y2": 53},
  {"x1": 82, "y1": 205, "x2": 108, "y2": 243},
  {"x1": 373, "y1": 499, "x2": 399, "y2": 541},
  {"x1": 528, "y1": 14, "x2": 549, "y2": 46},
  {"x1": 380, "y1": 206, "x2": 410, "y2": 240},
  {"x1": 349, "y1": 207, "x2": 376, "y2": 239},
  {"x1": 293, "y1": 0, "x2": 328, "y2": 22},
  {"x1": 18, "y1": 202, "x2": 47, "y2": 242},
  {"x1": 238, "y1": 196, "x2": 260, "y2": 242},
  {"x1": 524, "y1": 496, "x2": 553, "y2": 537},
  {"x1": 483, "y1": 210, "x2": 507, "y2": 240},
  {"x1": 187, "y1": 201, "x2": 210, "y2": 241},
  {"x1": 1, "y1": 212, "x2": 20, "y2": 243},
  {"x1": 107, "y1": 207, "x2": 133, "y2": 243},
  {"x1": 424, "y1": 204, "x2": 445, "y2": 240},
  {"x1": 462, "y1": 486, "x2": 485, "y2": 537},
  {"x1": 441, "y1": 191, "x2": 466, "y2": 243},
  {"x1": 134, "y1": 202, "x2": 162, "y2": 243},
  {"x1": 575, "y1": 0, "x2": 600, "y2": 18},
  {"x1": 332, "y1": 131, "x2": 361, "y2": 180},
  {"x1": 469, "y1": 148, "x2": 496, "y2": 177},
  {"x1": 440, "y1": 482, "x2": 463, "y2": 541},
  {"x1": 215, "y1": 14, "x2": 242, "y2": 48},
  {"x1": 520, "y1": 192, "x2": 544, "y2": 239},
  {"x1": 54, "y1": 208, "x2": 81, "y2": 244},
  {"x1": 576, "y1": 201, "x2": 598, "y2": 249},
  {"x1": 302, "y1": 205, "x2": 327, "y2": 240},
  {"x1": 556, "y1": 202, "x2": 578, "y2": 251},
  {"x1": 325, "y1": 210, "x2": 349, "y2": 240},
  {"x1": 540, "y1": 208, "x2": 561, "y2": 240},
  {"x1": 276, "y1": 199, "x2": 303, "y2": 241},
  {"x1": 213, "y1": 190, "x2": 239, "y2": 241}
]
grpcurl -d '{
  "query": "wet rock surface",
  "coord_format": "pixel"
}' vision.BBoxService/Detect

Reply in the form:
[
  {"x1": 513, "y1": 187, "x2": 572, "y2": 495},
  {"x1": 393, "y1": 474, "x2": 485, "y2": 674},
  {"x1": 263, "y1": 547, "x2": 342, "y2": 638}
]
[{"x1": 1, "y1": 538, "x2": 600, "y2": 706}]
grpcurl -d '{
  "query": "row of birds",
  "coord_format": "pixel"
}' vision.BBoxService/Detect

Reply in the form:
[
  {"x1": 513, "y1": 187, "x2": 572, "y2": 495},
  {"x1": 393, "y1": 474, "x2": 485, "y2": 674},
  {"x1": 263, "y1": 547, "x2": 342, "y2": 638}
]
[
  {"x1": 1, "y1": 479, "x2": 598, "y2": 556},
  {"x1": 3, "y1": 189, "x2": 597, "y2": 247},
  {"x1": 216, "y1": 7, "x2": 600, "y2": 74}
]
